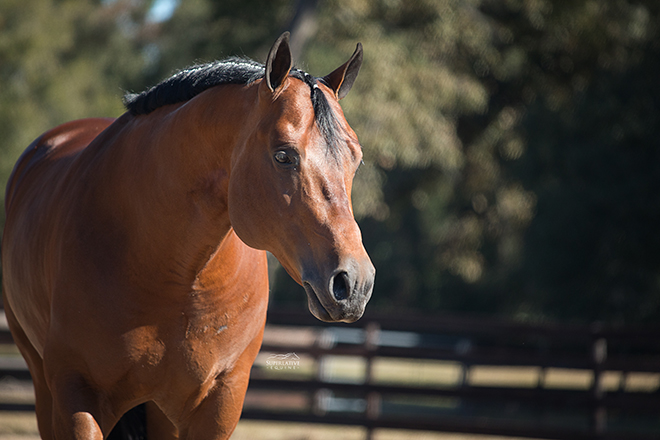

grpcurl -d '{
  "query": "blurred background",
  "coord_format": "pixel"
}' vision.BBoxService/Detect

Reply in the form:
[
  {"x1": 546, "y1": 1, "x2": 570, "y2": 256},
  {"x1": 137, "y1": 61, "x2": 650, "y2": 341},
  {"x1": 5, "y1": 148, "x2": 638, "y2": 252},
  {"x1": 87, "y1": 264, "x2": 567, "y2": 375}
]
[
  {"x1": 1, "y1": 1, "x2": 660, "y2": 439},
  {"x1": 2, "y1": 0, "x2": 660, "y2": 325}
]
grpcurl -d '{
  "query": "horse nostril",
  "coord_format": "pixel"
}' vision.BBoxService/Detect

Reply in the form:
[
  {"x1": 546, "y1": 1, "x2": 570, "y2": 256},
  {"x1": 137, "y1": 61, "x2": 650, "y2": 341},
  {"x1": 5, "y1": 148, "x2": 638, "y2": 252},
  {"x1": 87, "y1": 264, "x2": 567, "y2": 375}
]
[{"x1": 331, "y1": 271, "x2": 350, "y2": 301}]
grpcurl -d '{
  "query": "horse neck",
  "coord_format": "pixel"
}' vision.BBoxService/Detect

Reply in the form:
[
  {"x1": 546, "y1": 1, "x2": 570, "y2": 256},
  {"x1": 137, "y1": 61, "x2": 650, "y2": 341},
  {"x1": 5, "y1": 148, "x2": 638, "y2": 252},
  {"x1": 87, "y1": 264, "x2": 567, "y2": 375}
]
[{"x1": 84, "y1": 85, "x2": 257, "y2": 289}]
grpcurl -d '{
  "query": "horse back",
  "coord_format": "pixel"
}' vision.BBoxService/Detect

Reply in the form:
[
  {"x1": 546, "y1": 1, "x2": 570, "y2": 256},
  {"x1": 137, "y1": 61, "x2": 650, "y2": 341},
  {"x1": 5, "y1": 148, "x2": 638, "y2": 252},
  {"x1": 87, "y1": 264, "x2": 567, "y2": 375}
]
[{"x1": 5, "y1": 118, "x2": 115, "y2": 212}]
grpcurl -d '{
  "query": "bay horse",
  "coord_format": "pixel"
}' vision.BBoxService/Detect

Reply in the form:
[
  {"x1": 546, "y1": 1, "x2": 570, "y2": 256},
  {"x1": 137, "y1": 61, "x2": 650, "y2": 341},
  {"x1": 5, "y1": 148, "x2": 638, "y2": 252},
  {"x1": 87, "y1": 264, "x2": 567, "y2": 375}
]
[{"x1": 2, "y1": 33, "x2": 374, "y2": 439}]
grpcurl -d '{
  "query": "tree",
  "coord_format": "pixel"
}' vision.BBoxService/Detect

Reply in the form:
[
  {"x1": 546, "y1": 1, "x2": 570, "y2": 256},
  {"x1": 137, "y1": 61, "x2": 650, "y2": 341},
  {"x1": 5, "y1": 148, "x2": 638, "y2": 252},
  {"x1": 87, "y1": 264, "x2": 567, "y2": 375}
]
[
  {"x1": 270, "y1": 0, "x2": 660, "y2": 324},
  {"x1": 3, "y1": 0, "x2": 659, "y2": 323},
  {"x1": 0, "y1": 0, "x2": 146, "y2": 210}
]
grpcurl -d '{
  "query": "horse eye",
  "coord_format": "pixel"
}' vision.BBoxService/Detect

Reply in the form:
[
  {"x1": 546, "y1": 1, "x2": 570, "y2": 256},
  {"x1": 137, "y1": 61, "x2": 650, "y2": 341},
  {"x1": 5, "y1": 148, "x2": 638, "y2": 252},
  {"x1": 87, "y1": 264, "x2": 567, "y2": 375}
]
[{"x1": 274, "y1": 150, "x2": 296, "y2": 166}]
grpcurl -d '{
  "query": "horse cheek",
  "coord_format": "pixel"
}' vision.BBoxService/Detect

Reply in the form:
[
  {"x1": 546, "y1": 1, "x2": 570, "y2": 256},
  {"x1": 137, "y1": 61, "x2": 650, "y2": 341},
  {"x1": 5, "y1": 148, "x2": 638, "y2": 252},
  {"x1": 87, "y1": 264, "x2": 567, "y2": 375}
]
[{"x1": 227, "y1": 163, "x2": 272, "y2": 251}]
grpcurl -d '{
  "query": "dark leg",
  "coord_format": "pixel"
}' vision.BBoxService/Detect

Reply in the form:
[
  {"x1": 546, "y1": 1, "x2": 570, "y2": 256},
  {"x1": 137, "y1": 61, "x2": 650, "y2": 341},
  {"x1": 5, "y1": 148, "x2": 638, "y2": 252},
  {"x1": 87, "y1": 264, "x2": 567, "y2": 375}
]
[{"x1": 4, "y1": 303, "x2": 54, "y2": 440}]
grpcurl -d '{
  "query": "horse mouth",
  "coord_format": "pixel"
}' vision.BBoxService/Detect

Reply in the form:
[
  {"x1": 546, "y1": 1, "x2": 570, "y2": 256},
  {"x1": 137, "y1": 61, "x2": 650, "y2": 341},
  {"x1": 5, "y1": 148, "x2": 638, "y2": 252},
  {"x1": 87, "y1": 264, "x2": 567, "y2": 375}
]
[
  {"x1": 303, "y1": 281, "x2": 367, "y2": 323},
  {"x1": 303, "y1": 282, "x2": 333, "y2": 322}
]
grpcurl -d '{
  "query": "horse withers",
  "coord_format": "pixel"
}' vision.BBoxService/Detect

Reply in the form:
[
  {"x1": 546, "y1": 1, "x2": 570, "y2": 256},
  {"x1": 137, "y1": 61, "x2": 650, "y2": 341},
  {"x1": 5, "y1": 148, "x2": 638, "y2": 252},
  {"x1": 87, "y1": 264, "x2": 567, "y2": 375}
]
[{"x1": 2, "y1": 33, "x2": 374, "y2": 439}]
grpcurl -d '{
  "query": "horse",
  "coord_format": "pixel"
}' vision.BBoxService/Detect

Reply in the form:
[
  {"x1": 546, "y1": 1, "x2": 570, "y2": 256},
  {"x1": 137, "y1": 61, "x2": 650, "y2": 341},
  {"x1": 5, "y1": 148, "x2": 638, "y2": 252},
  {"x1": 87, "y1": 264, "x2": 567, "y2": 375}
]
[{"x1": 2, "y1": 32, "x2": 375, "y2": 439}]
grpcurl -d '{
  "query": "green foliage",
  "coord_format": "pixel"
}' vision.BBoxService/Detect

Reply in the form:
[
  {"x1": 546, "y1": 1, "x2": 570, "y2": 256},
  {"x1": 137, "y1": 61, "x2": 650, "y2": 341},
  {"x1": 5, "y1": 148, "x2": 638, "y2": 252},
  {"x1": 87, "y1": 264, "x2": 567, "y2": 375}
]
[
  {"x1": 273, "y1": 0, "x2": 660, "y2": 324},
  {"x1": 0, "y1": 0, "x2": 146, "y2": 208},
  {"x1": 516, "y1": 52, "x2": 660, "y2": 323},
  {"x1": 144, "y1": 0, "x2": 292, "y2": 83}
]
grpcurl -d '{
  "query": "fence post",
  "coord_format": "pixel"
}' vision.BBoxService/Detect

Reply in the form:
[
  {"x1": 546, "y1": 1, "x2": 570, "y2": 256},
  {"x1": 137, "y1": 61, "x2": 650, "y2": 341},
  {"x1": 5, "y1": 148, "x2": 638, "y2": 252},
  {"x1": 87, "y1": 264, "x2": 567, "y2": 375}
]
[
  {"x1": 591, "y1": 326, "x2": 607, "y2": 438},
  {"x1": 364, "y1": 322, "x2": 380, "y2": 440},
  {"x1": 313, "y1": 328, "x2": 335, "y2": 416}
]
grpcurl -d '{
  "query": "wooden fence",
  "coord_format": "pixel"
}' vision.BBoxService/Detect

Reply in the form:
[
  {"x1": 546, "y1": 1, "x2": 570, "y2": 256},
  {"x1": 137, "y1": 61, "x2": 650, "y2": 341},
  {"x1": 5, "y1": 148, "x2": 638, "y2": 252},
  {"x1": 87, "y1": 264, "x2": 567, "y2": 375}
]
[{"x1": 1, "y1": 308, "x2": 660, "y2": 439}]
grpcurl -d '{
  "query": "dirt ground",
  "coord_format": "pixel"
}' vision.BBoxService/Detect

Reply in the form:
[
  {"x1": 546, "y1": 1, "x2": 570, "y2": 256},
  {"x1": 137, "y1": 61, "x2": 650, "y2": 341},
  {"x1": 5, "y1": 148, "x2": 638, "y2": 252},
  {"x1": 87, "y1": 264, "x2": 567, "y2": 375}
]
[{"x1": 0, "y1": 412, "x2": 539, "y2": 440}]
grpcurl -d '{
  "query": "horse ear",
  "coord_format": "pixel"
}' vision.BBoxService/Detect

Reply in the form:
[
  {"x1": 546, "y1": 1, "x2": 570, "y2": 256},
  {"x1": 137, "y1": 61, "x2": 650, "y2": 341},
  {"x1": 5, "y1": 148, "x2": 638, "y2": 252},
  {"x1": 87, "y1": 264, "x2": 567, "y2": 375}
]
[
  {"x1": 322, "y1": 43, "x2": 363, "y2": 100},
  {"x1": 265, "y1": 32, "x2": 293, "y2": 92}
]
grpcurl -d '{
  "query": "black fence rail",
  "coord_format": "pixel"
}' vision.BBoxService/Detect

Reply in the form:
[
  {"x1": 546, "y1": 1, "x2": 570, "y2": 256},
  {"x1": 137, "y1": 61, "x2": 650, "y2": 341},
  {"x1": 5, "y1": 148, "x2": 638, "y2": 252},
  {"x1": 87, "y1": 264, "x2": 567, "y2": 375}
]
[
  {"x1": 248, "y1": 309, "x2": 660, "y2": 440},
  {"x1": 1, "y1": 308, "x2": 660, "y2": 440}
]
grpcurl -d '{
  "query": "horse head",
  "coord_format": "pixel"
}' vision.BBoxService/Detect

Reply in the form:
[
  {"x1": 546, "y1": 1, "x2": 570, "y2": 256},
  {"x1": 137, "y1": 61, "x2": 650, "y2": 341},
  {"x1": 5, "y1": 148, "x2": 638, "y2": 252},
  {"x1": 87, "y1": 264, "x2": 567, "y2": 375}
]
[{"x1": 228, "y1": 33, "x2": 375, "y2": 323}]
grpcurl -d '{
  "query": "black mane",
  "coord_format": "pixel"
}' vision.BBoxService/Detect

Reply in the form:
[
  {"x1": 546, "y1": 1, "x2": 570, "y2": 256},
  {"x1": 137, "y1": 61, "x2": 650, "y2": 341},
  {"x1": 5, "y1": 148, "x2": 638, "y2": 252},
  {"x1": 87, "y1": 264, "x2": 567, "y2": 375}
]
[
  {"x1": 123, "y1": 57, "x2": 342, "y2": 153},
  {"x1": 123, "y1": 57, "x2": 264, "y2": 115}
]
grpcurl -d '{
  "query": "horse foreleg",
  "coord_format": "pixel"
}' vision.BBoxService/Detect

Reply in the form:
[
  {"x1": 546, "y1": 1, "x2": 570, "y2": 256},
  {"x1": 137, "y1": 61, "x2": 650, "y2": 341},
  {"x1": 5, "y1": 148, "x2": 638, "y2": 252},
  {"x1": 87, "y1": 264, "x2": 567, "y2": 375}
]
[
  {"x1": 49, "y1": 373, "x2": 113, "y2": 440},
  {"x1": 177, "y1": 334, "x2": 261, "y2": 440},
  {"x1": 4, "y1": 303, "x2": 54, "y2": 440},
  {"x1": 32, "y1": 374, "x2": 55, "y2": 440},
  {"x1": 178, "y1": 367, "x2": 251, "y2": 440}
]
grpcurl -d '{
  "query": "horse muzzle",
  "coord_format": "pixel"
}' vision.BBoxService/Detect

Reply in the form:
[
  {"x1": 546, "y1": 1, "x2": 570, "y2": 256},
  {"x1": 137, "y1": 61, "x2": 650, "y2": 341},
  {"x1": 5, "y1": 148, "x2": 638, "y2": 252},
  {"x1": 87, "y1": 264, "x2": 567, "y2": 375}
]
[{"x1": 302, "y1": 257, "x2": 375, "y2": 323}]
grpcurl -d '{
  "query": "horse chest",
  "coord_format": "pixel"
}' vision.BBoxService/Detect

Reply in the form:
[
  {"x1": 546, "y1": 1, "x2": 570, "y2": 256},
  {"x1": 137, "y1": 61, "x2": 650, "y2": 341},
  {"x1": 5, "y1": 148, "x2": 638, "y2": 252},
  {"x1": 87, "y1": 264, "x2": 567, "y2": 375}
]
[
  {"x1": 167, "y1": 243, "x2": 269, "y2": 380},
  {"x1": 114, "y1": 305, "x2": 263, "y2": 403},
  {"x1": 165, "y1": 291, "x2": 267, "y2": 386}
]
